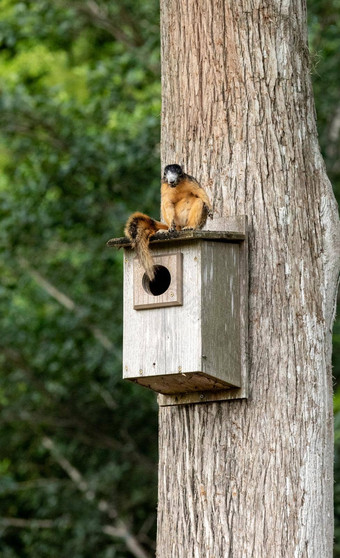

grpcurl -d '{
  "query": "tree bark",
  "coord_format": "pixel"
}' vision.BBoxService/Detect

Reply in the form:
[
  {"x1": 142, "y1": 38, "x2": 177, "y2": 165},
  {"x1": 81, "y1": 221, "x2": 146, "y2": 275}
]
[{"x1": 157, "y1": 1, "x2": 340, "y2": 556}]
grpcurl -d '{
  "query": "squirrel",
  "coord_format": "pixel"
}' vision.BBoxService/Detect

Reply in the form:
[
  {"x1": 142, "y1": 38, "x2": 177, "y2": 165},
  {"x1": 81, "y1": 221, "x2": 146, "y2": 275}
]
[{"x1": 124, "y1": 164, "x2": 213, "y2": 281}]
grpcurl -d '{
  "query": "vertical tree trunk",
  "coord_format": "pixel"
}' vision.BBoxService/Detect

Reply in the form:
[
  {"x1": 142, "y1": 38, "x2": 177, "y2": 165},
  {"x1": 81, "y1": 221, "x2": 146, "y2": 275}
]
[{"x1": 158, "y1": 1, "x2": 340, "y2": 556}]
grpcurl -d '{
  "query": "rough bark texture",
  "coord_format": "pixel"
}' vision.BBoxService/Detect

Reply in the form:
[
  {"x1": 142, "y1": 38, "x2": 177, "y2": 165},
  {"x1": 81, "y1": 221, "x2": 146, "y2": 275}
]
[{"x1": 157, "y1": 1, "x2": 340, "y2": 557}]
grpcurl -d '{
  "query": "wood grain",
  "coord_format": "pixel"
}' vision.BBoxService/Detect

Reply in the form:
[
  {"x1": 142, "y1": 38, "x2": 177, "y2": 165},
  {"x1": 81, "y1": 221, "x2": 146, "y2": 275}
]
[
  {"x1": 123, "y1": 236, "x2": 246, "y2": 395},
  {"x1": 107, "y1": 221, "x2": 246, "y2": 248},
  {"x1": 133, "y1": 252, "x2": 183, "y2": 310}
]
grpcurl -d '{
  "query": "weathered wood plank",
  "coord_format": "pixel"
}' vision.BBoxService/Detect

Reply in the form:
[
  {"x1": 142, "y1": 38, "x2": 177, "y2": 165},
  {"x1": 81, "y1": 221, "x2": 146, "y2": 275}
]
[
  {"x1": 123, "y1": 242, "x2": 202, "y2": 386},
  {"x1": 107, "y1": 216, "x2": 247, "y2": 248}
]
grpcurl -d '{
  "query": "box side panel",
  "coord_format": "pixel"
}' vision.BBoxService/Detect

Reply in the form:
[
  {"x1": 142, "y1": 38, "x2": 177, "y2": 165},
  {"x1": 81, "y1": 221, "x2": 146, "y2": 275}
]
[
  {"x1": 123, "y1": 243, "x2": 202, "y2": 383},
  {"x1": 159, "y1": 230, "x2": 249, "y2": 405},
  {"x1": 201, "y1": 242, "x2": 241, "y2": 388}
]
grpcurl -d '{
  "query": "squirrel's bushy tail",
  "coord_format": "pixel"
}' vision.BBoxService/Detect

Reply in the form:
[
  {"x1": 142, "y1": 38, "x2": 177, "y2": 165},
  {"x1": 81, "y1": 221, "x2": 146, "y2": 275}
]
[{"x1": 124, "y1": 212, "x2": 168, "y2": 281}]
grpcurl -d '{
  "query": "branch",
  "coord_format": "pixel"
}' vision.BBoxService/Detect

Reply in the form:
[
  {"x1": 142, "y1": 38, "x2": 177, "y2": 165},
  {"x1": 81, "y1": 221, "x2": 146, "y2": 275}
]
[
  {"x1": 1, "y1": 513, "x2": 152, "y2": 557},
  {"x1": 90, "y1": 382, "x2": 117, "y2": 410},
  {"x1": 18, "y1": 258, "x2": 116, "y2": 353},
  {"x1": 1, "y1": 345, "x2": 155, "y2": 469},
  {"x1": 42, "y1": 437, "x2": 150, "y2": 558},
  {"x1": 1, "y1": 346, "x2": 121, "y2": 450},
  {"x1": 0, "y1": 435, "x2": 152, "y2": 557},
  {"x1": 73, "y1": 0, "x2": 144, "y2": 48},
  {"x1": 326, "y1": 102, "x2": 340, "y2": 171},
  {"x1": 70, "y1": 1, "x2": 159, "y2": 73},
  {"x1": 0, "y1": 517, "x2": 62, "y2": 529},
  {"x1": 328, "y1": 103, "x2": 340, "y2": 145},
  {"x1": 0, "y1": 478, "x2": 65, "y2": 494},
  {"x1": 0, "y1": 118, "x2": 69, "y2": 152}
]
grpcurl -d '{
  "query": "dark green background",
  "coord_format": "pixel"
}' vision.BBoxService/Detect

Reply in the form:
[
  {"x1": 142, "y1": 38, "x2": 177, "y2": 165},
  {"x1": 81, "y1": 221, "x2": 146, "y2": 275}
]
[{"x1": 0, "y1": 1, "x2": 338, "y2": 556}]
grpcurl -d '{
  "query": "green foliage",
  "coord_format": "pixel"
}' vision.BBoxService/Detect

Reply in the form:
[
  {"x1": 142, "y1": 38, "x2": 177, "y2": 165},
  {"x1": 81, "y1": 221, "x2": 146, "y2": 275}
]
[
  {"x1": 0, "y1": 0, "x2": 338, "y2": 556},
  {"x1": 0, "y1": 0, "x2": 160, "y2": 556},
  {"x1": 308, "y1": 0, "x2": 340, "y2": 201}
]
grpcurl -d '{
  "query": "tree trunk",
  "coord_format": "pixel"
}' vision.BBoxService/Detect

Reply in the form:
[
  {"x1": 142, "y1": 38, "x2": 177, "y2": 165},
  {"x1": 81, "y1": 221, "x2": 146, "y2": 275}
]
[{"x1": 157, "y1": 1, "x2": 340, "y2": 556}]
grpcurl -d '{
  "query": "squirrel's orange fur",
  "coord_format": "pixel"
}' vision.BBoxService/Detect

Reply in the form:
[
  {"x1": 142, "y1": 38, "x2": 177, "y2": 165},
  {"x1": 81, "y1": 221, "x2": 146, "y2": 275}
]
[
  {"x1": 124, "y1": 212, "x2": 168, "y2": 281},
  {"x1": 124, "y1": 165, "x2": 212, "y2": 280}
]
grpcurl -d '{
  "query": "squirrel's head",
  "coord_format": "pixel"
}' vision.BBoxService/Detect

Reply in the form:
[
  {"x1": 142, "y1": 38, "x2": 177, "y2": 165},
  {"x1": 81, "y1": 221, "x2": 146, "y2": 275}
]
[{"x1": 163, "y1": 164, "x2": 184, "y2": 187}]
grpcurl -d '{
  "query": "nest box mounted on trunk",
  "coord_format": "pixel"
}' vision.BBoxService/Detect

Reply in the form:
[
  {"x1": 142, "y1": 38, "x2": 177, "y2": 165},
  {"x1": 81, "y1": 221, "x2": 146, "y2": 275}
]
[{"x1": 107, "y1": 216, "x2": 248, "y2": 406}]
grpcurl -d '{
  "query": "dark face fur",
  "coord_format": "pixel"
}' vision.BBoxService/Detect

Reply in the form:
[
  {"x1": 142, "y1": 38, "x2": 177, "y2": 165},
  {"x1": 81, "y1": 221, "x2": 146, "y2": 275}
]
[{"x1": 163, "y1": 164, "x2": 184, "y2": 187}]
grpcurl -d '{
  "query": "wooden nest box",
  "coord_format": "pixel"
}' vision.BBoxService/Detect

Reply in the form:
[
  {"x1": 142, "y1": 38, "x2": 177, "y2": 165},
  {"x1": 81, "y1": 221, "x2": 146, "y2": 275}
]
[{"x1": 107, "y1": 216, "x2": 248, "y2": 405}]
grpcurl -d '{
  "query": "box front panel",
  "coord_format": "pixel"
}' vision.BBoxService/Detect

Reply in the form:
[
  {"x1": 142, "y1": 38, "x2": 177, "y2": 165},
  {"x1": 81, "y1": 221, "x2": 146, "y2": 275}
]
[
  {"x1": 123, "y1": 242, "x2": 202, "y2": 385},
  {"x1": 133, "y1": 252, "x2": 183, "y2": 309}
]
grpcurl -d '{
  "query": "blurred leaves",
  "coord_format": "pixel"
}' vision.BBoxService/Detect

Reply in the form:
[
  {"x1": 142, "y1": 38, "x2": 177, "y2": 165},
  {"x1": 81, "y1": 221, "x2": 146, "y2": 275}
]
[
  {"x1": 0, "y1": 0, "x2": 160, "y2": 556},
  {"x1": 308, "y1": 0, "x2": 340, "y2": 199}
]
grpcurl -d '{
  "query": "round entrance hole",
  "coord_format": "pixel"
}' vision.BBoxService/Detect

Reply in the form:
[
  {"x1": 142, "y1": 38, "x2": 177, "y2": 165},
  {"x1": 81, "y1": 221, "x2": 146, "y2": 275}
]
[{"x1": 142, "y1": 265, "x2": 171, "y2": 296}]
